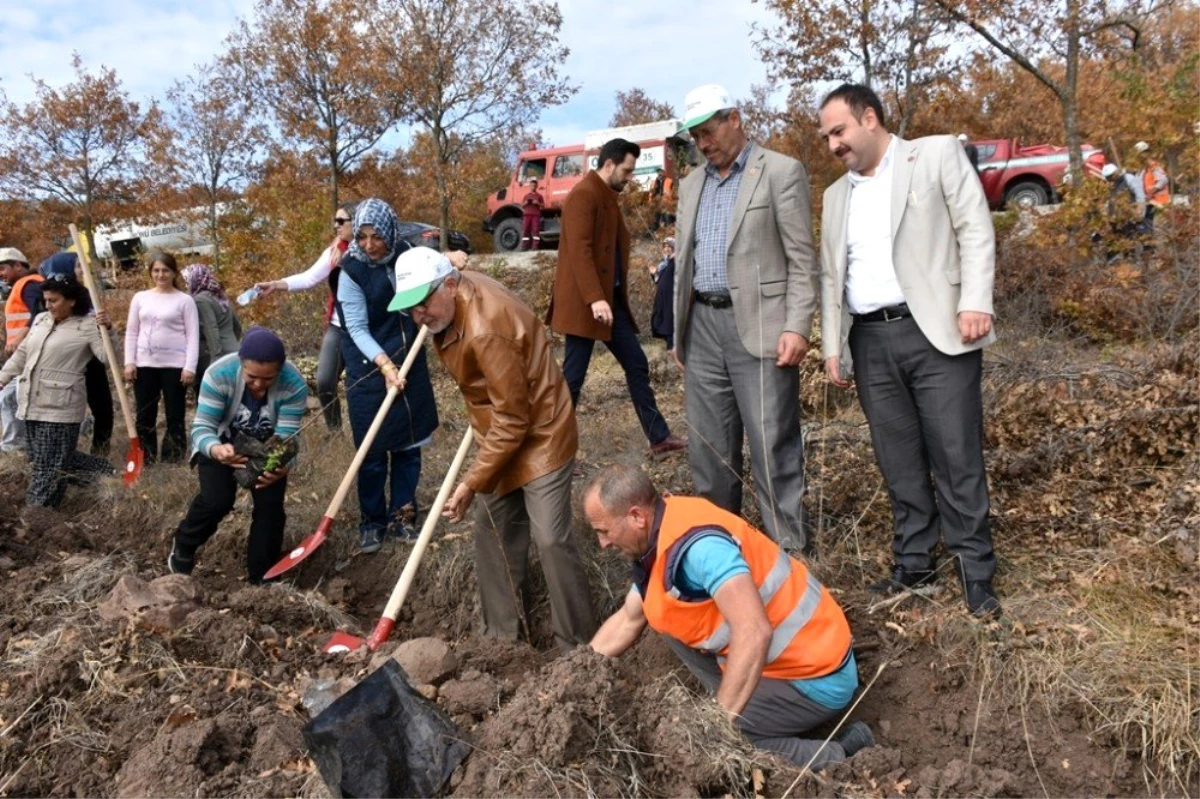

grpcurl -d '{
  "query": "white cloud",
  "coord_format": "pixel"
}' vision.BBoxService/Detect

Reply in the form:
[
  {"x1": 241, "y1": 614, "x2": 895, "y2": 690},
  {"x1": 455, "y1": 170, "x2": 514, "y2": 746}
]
[{"x1": 0, "y1": 0, "x2": 782, "y2": 147}]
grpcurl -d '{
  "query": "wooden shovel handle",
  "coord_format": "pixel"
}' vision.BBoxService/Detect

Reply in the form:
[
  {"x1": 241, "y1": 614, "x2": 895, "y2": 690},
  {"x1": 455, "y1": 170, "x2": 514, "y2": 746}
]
[{"x1": 68, "y1": 224, "x2": 138, "y2": 440}]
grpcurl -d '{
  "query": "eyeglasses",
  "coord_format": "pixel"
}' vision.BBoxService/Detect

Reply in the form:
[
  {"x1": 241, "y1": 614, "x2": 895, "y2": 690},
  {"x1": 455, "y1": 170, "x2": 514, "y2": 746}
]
[
  {"x1": 335, "y1": 217, "x2": 352, "y2": 225},
  {"x1": 398, "y1": 278, "x2": 445, "y2": 316}
]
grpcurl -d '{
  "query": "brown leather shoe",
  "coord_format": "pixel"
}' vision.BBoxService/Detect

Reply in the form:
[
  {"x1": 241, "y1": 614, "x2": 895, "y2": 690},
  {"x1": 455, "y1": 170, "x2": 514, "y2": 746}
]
[{"x1": 649, "y1": 434, "x2": 687, "y2": 458}]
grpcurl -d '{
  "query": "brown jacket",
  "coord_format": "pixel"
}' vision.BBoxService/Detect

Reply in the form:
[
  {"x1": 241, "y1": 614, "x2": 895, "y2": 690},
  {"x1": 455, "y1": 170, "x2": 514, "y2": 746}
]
[
  {"x1": 434, "y1": 272, "x2": 577, "y2": 496},
  {"x1": 546, "y1": 170, "x2": 635, "y2": 342}
]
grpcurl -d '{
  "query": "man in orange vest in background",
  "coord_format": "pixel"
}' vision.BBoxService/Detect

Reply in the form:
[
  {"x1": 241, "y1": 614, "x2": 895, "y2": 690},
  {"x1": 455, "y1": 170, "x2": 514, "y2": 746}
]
[
  {"x1": 0, "y1": 247, "x2": 44, "y2": 452},
  {"x1": 520, "y1": 178, "x2": 545, "y2": 251},
  {"x1": 1132, "y1": 140, "x2": 1170, "y2": 233},
  {"x1": 584, "y1": 464, "x2": 874, "y2": 770}
]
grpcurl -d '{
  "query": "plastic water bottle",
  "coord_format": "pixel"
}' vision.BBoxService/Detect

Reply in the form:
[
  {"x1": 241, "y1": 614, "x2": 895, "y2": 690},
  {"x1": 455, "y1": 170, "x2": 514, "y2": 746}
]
[{"x1": 236, "y1": 286, "x2": 261, "y2": 306}]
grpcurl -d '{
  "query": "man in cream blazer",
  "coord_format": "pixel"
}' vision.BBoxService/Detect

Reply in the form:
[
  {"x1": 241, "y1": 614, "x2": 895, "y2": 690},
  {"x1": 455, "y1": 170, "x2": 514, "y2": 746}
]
[{"x1": 817, "y1": 83, "x2": 1001, "y2": 616}]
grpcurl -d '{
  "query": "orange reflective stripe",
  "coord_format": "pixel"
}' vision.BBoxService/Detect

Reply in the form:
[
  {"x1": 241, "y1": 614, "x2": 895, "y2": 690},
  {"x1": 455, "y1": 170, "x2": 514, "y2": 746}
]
[{"x1": 4, "y1": 274, "x2": 43, "y2": 334}]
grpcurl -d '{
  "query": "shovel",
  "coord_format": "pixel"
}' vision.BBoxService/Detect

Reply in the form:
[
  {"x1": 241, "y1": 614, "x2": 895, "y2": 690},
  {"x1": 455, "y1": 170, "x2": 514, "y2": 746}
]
[
  {"x1": 325, "y1": 425, "x2": 474, "y2": 653},
  {"x1": 264, "y1": 326, "x2": 430, "y2": 580},
  {"x1": 69, "y1": 224, "x2": 144, "y2": 485}
]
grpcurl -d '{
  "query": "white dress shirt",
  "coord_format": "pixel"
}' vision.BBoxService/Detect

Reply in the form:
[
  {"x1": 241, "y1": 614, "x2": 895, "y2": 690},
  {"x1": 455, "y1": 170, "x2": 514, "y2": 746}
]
[{"x1": 844, "y1": 135, "x2": 906, "y2": 315}]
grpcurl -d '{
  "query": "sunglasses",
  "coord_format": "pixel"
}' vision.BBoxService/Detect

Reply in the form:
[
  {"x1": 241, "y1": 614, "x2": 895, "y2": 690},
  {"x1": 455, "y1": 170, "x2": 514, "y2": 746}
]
[
  {"x1": 45, "y1": 273, "x2": 76, "y2": 285},
  {"x1": 335, "y1": 216, "x2": 352, "y2": 225},
  {"x1": 398, "y1": 278, "x2": 445, "y2": 316}
]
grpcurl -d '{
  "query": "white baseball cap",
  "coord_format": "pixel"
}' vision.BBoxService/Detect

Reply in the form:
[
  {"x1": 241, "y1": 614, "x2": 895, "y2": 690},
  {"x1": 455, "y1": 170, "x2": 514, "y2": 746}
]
[
  {"x1": 957, "y1": 133, "x2": 969, "y2": 142},
  {"x1": 388, "y1": 246, "x2": 454, "y2": 312},
  {"x1": 1101, "y1": 163, "x2": 1119, "y2": 179},
  {"x1": 0, "y1": 247, "x2": 29, "y2": 265},
  {"x1": 1133, "y1": 141, "x2": 1150, "y2": 153},
  {"x1": 682, "y1": 84, "x2": 735, "y2": 131}
]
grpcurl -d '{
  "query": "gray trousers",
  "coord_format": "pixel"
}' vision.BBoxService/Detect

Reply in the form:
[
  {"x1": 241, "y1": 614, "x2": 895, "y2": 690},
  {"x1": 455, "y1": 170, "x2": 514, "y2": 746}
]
[
  {"x1": 849, "y1": 316, "x2": 995, "y2": 581},
  {"x1": 683, "y1": 303, "x2": 806, "y2": 548},
  {"x1": 473, "y1": 459, "x2": 597, "y2": 651},
  {"x1": 0, "y1": 379, "x2": 24, "y2": 452},
  {"x1": 316, "y1": 325, "x2": 345, "y2": 429},
  {"x1": 665, "y1": 638, "x2": 846, "y2": 769}
]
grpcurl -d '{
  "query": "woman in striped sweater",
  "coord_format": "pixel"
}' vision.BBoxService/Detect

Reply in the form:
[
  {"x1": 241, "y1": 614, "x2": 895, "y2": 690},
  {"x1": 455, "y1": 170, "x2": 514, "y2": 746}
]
[{"x1": 167, "y1": 328, "x2": 308, "y2": 584}]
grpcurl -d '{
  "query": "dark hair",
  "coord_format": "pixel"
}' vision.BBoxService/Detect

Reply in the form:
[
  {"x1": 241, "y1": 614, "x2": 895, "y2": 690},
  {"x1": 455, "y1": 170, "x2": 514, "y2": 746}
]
[
  {"x1": 820, "y1": 83, "x2": 887, "y2": 129},
  {"x1": 146, "y1": 251, "x2": 179, "y2": 273},
  {"x1": 42, "y1": 274, "x2": 93, "y2": 316},
  {"x1": 597, "y1": 138, "x2": 641, "y2": 171}
]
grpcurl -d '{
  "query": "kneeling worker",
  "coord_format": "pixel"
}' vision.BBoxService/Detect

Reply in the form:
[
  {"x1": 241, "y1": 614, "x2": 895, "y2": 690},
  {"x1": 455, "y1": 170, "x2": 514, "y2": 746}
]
[
  {"x1": 168, "y1": 327, "x2": 309, "y2": 583},
  {"x1": 583, "y1": 465, "x2": 873, "y2": 769}
]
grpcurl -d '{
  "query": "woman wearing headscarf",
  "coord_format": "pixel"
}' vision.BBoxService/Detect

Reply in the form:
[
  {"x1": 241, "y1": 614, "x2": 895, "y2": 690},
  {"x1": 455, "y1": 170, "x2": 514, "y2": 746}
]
[
  {"x1": 0, "y1": 274, "x2": 115, "y2": 506},
  {"x1": 335, "y1": 198, "x2": 465, "y2": 553},
  {"x1": 182, "y1": 263, "x2": 242, "y2": 397},
  {"x1": 38, "y1": 252, "x2": 114, "y2": 456},
  {"x1": 253, "y1": 201, "x2": 357, "y2": 430}
]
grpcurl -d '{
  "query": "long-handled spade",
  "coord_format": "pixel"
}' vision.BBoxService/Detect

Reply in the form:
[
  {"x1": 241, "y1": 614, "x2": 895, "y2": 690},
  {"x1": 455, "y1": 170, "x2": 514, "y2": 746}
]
[
  {"x1": 325, "y1": 426, "x2": 474, "y2": 653},
  {"x1": 264, "y1": 326, "x2": 430, "y2": 580},
  {"x1": 68, "y1": 224, "x2": 144, "y2": 485}
]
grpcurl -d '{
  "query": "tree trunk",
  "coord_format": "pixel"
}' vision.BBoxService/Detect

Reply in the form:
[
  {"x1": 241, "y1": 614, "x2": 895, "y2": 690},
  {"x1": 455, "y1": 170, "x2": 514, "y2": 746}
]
[
  {"x1": 434, "y1": 121, "x2": 451, "y2": 252},
  {"x1": 209, "y1": 196, "x2": 221, "y2": 269},
  {"x1": 1063, "y1": 16, "x2": 1084, "y2": 183}
]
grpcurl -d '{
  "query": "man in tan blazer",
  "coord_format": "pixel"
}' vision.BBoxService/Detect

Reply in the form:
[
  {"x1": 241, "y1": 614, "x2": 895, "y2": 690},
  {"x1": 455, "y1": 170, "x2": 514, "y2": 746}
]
[
  {"x1": 547, "y1": 138, "x2": 685, "y2": 458},
  {"x1": 817, "y1": 83, "x2": 1000, "y2": 616},
  {"x1": 673, "y1": 84, "x2": 819, "y2": 551}
]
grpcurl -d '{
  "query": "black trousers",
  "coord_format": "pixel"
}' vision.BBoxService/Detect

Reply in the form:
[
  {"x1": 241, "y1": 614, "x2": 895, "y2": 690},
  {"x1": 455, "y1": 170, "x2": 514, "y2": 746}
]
[
  {"x1": 174, "y1": 455, "x2": 288, "y2": 582},
  {"x1": 849, "y1": 316, "x2": 996, "y2": 581},
  {"x1": 134, "y1": 367, "x2": 188, "y2": 463},
  {"x1": 561, "y1": 302, "x2": 670, "y2": 445},
  {"x1": 85, "y1": 357, "x2": 113, "y2": 454}
]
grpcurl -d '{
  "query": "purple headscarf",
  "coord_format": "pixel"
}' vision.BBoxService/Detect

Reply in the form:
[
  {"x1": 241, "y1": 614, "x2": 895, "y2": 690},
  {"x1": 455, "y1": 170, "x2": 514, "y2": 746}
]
[{"x1": 181, "y1": 264, "x2": 231, "y2": 310}]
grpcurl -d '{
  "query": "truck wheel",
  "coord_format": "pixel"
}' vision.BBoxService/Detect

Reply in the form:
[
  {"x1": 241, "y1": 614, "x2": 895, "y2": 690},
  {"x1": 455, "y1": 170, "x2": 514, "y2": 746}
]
[
  {"x1": 492, "y1": 218, "x2": 522, "y2": 252},
  {"x1": 1005, "y1": 181, "x2": 1051, "y2": 209}
]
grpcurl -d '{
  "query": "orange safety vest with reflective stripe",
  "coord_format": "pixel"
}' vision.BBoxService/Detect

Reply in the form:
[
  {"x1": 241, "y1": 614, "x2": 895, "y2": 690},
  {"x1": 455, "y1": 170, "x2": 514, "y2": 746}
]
[
  {"x1": 640, "y1": 496, "x2": 852, "y2": 680},
  {"x1": 4, "y1": 273, "x2": 44, "y2": 343},
  {"x1": 1142, "y1": 160, "x2": 1170, "y2": 207}
]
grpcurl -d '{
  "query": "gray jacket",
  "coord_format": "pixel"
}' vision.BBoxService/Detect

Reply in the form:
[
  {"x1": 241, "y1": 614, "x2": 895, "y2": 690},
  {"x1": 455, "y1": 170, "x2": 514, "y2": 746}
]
[
  {"x1": 0, "y1": 313, "x2": 108, "y2": 423},
  {"x1": 194, "y1": 293, "x2": 242, "y2": 363}
]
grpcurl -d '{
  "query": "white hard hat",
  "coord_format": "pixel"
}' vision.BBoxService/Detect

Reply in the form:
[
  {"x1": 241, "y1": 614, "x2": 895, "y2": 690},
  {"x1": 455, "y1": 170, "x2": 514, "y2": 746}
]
[
  {"x1": 957, "y1": 133, "x2": 969, "y2": 142},
  {"x1": 1101, "y1": 163, "x2": 1119, "y2": 179},
  {"x1": 682, "y1": 84, "x2": 735, "y2": 130},
  {"x1": 1133, "y1": 141, "x2": 1150, "y2": 153}
]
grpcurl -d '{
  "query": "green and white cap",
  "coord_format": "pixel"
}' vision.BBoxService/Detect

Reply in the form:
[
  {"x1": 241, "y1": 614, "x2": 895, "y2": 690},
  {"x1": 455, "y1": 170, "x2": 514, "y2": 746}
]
[
  {"x1": 388, "y1": 247, "x2": 454, "y2": 312},
  {"x1": 681, "y1": 83, "x2": 735, "y2": 131}
]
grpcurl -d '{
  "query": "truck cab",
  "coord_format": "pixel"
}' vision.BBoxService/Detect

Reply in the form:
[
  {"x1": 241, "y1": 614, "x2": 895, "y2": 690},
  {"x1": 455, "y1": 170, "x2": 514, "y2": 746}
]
[{"x1": 972, "y1": 138, "x2": 1106, "y2": 210}]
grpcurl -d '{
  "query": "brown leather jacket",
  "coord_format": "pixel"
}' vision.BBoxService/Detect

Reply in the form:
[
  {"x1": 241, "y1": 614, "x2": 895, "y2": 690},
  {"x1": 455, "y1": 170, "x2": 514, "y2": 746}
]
[
  {"x1": 546, "y1": 170, "x2": 635, "y2": 342},
  {"x1": 434, "y1": 272, "x2": 577, "y2": 496}
]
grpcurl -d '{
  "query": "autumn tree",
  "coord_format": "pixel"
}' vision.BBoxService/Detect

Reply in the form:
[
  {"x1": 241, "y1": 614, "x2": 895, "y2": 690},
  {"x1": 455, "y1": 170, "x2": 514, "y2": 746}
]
[
  {"x1": 0, "y1": 54, "x2": 162, "y2": 255},
  {"x1": 930, "y1": 0, "x2": 1169, "y2": 179},
  {"x1": 610, "y1": 88, "x2": 676, "y2": 127},
  {"x1": 223, "y1": 0, "x2": 405, "y2": 211},
  {"x1": 754, "y1": 0, "x2": 958, "y2": 135},
  {"x1": 160, "y1": 63, "x2": 267, "y2": 267},
  {"x1": 377, "y1": 0, "x2": 576, "y2": 247}
]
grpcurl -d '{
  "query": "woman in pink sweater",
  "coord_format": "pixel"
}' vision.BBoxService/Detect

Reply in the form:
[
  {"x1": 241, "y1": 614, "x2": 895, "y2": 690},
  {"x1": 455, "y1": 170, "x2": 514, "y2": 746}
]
[{"x1": 123, "y1": 252, "x2": 199, "y2": 464}]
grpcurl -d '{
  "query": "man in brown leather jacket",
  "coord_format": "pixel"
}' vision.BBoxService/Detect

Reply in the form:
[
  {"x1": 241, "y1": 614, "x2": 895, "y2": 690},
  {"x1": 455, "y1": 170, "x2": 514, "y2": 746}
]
[{"x1": 388, "y1": 247, "x2": 597, "y2": 651}]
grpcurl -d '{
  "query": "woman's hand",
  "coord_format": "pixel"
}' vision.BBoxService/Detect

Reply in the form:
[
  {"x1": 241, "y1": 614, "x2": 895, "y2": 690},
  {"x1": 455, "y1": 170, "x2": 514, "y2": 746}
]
[
  {"x1": 124, "y1": 364, "x2": 137, "y2": 383},
  {"x1": 95, "y1": 311, "x2": 112, "y2": 328},
  {"x1": 181, "y1": 370, "x2": 195, "y2": 386},
  {"x1": 255, "y1": 280, "x2": 288, "y2": 296},
  {"x1": 374, "y1": 355, "x2": 406, "y2": 390},
  {"x1": 209, "y1": 443, "x2": 248, "y2": 467},
  {"x1": 255, "y1": 465, "x2": 289, "y2": 490}
]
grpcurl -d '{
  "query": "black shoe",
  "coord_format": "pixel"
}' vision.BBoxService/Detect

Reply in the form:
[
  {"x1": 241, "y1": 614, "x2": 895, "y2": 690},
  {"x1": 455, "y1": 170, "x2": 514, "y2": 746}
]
[
  {"x1": 837, "y1": 721, "x2": 875, "y2": 758},
  {"x1": 963, "y1": 579, "x2": 1002, "y2": 617},
  {"x1": 167, "y1": 542, "x2": 194, "y2": 576},
  {"x1": 359, "y1": 527, "x2": 383, "y2": 554},
  {"x1": 386, "y1": 505, "x2": 419, "y2": 541},
  {"x1": 868, "y1": 564, "x2": 938, "y2": 595}
]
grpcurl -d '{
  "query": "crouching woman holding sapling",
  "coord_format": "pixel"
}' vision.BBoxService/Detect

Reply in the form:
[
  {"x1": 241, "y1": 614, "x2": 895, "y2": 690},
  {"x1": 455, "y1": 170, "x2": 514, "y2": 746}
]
[
  {"x1": 168, "y1": 327, "x2": 308, "y2": 584},
  {"x1": 0, "y1": 274, "x2": 115, "y2": 506}
]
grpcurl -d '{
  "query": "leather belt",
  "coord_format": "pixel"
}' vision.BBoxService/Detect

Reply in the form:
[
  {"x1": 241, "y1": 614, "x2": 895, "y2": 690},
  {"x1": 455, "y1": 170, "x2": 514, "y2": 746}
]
[
  {"x1": 852, "y1": 303, "x2": 911, "y2": 323},
  {"x1": 693, "y1": 291, "x2": 733, "y2": 309}
]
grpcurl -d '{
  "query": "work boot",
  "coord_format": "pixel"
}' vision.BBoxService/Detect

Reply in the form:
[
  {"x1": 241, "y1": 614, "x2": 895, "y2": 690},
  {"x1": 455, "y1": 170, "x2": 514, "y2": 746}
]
[
  {"x1": 359, "y1": 527, "x2": 383, "y2": 554},
  {"x1": 868, "y1": 564, "x2": 938, "y2": 595},
  {"x1": 167, "y1": 541, "x2": 194, "y2": 576},
  {"x1": 956, "y1": 560, "x2": 1002, "y2": 617},
  {"x1": 837, "y1": 721, "x2": 875, "y2": 758}
]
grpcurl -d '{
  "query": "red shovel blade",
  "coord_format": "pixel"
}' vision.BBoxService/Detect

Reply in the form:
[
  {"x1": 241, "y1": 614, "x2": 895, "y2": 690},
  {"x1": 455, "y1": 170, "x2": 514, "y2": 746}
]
[
  {"x1": 323, "y1": 631, "x2": 366, "y2": 654},
  {"x1": 122, "y1": 438, "x2": 144, "y2": 486},
  {"x1": 264, "y1": 516, "x2": 333, "y2": 580}
]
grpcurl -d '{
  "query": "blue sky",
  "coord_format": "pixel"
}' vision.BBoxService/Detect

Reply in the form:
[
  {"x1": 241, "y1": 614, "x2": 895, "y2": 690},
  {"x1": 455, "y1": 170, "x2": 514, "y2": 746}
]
[{"x1": 0, "y1": 0, "x2": 779, "y2": 149}]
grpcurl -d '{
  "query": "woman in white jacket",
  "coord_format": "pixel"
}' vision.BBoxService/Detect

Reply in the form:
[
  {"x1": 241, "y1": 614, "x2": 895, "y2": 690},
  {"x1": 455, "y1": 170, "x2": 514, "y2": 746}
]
[
  {"x1": 0, "y1": 275, "x2": 115, "y2": 506},
  {"x1": 253, "y1": 201, "x2": 357, "y2": 429}
]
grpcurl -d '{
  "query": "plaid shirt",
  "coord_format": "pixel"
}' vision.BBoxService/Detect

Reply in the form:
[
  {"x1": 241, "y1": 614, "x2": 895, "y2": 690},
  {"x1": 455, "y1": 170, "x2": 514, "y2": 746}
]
[{"x1": 691, "y1": 142, "x2": 754, "y2": 294}]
